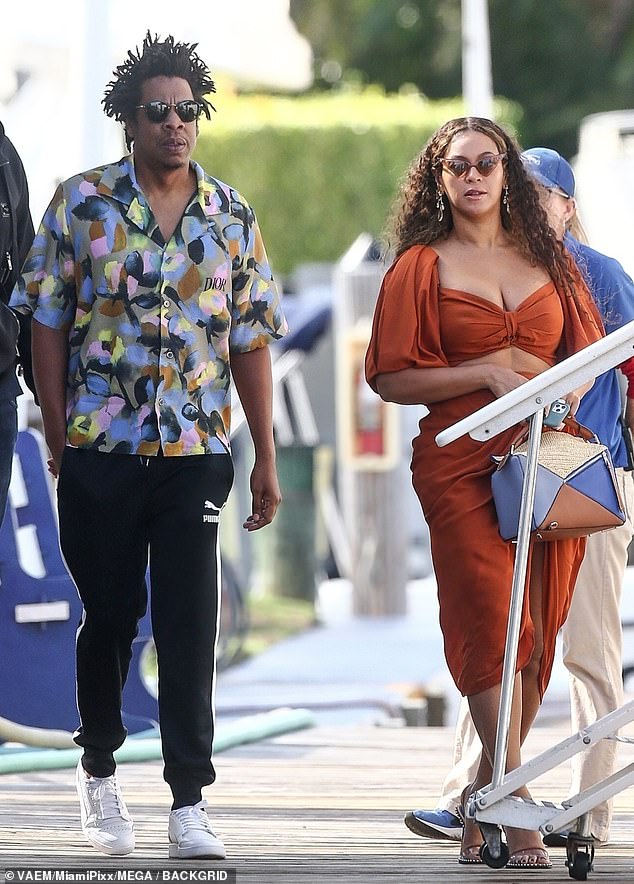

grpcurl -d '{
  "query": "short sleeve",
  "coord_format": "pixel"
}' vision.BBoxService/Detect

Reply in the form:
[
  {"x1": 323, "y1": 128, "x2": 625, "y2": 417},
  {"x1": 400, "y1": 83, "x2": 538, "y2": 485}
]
[
  {"x1": 592, "y1": 256, "x2": 634, "y2": 333},
  {"x1": 365, "y1": 245, "x2": 448, "y2": 391},
  {"x1": 566, "y1": 237, "x2": 634, "y2": 333},
  {"x1": 228, "y1": 205, "x2": 288, "y2": 353},
  {"x1": 10, "y1": 184, "x2": 77, "y2": 329}
]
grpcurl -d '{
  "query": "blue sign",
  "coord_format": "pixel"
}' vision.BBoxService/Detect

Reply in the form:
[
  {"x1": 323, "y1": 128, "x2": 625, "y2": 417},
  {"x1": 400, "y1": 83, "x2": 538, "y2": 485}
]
[{"x1": 0, "y1": 430, "x2": 158, "y2": 734}]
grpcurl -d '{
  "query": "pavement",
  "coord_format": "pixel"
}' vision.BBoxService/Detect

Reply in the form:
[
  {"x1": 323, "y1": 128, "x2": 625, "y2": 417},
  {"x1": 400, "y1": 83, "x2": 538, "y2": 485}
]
[{"x1": 215, "y1": 576, "x2": 577, "y2": 728}]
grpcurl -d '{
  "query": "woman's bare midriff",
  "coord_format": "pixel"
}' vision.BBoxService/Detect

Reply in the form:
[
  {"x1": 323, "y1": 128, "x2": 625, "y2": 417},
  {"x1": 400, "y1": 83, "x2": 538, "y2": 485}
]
[{"x1": 458, "y1": 346, "x2": 550, "y2": 375}]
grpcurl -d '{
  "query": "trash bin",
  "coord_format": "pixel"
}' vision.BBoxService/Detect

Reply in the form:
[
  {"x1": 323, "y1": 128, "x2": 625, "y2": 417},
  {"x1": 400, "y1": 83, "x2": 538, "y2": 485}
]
[{"x1": 253, "y1": 444, "x2": 316, "y2": 602}]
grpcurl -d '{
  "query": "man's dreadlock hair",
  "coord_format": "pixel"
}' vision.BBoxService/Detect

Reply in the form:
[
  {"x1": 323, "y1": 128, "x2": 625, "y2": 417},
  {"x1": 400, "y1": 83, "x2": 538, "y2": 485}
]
[{"x1": 102, "y1": 31, "x2": 216, "y2": 150}]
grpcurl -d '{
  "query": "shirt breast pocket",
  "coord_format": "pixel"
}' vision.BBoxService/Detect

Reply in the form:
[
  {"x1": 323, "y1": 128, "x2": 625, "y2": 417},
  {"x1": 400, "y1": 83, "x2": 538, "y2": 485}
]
[{"x1": 89, "y1": 250, "x2": 161, "y2": 310}]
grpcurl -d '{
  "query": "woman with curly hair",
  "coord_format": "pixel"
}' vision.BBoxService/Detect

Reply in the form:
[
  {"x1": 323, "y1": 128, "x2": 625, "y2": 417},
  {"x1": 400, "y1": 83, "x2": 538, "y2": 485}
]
[{"x1": 365, "y1": 117, "x2": 604, "y2": 869}]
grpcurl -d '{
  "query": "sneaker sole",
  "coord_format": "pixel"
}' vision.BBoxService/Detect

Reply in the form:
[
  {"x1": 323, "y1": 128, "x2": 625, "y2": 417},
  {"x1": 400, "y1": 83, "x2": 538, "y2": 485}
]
[
  {"x1": 404, "y1": 811, "x2": 463, "y2": 842},
  {"x1": 84, "y1": 833, "x2": 135, "y2": 856},
  {"x1": 168, "y1": 843, "x2": 226, "y2": 860}
]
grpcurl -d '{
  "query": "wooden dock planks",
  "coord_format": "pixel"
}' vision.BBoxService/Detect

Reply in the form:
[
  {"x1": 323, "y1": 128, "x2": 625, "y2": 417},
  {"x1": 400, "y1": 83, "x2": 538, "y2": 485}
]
[{"x1": 0, "y1": 723, "x2": 633, "y2": 882}]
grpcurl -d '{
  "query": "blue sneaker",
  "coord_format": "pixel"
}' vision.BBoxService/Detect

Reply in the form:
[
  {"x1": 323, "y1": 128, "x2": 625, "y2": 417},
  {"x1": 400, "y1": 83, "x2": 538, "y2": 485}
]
[{"x1": 404, "y1": 808, "x2": 463, "y2": 842}]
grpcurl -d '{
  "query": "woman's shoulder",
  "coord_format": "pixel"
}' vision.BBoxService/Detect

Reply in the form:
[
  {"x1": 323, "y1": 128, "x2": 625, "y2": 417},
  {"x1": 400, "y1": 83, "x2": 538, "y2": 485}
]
[
  {"x1": 377, "y1": 244, "x2": 441, "y2": 306},
  {"x1": 390, "y1": 243, "x2": 440, "y2": 275}
]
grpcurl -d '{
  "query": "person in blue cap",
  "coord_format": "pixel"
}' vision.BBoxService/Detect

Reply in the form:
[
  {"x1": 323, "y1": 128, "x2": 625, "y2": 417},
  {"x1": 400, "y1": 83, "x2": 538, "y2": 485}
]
[{"x1": 404, "y1": 146, "x2": 634, "y2": 852}]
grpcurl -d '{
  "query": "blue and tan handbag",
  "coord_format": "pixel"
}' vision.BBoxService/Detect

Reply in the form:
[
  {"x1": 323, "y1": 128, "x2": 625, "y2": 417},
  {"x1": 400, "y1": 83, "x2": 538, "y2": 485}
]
[{"x1": 491, "y1": 419, "x2": 626, "y2": 542}]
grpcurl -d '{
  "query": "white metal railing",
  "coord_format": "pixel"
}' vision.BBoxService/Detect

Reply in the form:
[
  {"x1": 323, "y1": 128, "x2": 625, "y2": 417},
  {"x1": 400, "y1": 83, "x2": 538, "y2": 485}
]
[{"x1": 436, "y1": 319, "x2": 634, "y2": 446}]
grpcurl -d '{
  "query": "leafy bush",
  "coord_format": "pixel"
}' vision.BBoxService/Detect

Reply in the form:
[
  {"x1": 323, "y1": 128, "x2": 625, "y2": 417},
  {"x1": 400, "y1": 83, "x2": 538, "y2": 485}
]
[{"x1": 194, "y1": 88, "x2": 521, "y2": 277}]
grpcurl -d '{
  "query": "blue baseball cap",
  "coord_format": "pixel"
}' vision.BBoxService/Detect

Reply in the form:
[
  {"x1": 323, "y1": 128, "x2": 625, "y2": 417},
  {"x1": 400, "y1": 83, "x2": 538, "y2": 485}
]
[{"x1": 521, "y1": 147, "x2": 575, "y2": 198}]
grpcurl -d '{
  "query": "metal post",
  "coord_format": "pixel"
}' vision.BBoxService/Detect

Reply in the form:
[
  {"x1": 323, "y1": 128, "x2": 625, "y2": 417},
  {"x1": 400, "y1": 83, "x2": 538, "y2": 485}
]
[
  {"x1": 334, "y1": 236, "x2": 407, "y2": 616},
  {"x1": 461, "y1": 0, "x2": 494, "y2": 118},
  {"x1": 491, "y1": 410, "x2": 544, "y2": 788},
  {"x1": 80, "y1": 0, "x2": 122, "y2": 170}
]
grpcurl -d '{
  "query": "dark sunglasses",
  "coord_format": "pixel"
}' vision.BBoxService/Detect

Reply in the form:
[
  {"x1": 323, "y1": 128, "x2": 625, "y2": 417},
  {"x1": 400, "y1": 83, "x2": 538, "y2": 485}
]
[
  {"x1": 136, "y1": 100, "x2": 202, "y2": 124},
  {"x1": 439, "y1": 153, "x2": 506, "y2": 179}
]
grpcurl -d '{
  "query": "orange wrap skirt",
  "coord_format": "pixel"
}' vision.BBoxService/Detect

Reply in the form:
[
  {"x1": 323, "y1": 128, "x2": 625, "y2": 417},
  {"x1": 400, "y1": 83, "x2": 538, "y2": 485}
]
[{"x1": 412, "y1": 389, "x2": 585, "y2": 698}]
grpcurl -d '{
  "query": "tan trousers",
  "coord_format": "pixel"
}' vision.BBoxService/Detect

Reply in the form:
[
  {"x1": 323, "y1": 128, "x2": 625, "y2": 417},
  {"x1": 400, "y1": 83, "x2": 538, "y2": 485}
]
[{"x1": 438, "y1": 468, "x2": 634, "y2": 842}]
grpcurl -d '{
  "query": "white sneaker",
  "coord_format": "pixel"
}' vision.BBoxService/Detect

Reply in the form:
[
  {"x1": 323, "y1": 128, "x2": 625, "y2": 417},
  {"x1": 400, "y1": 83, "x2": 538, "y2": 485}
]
[
  {"x1": 75, "y1": 760, "x2": 135, "y2": 856},
  {"x1": 168, "y1": 800, "x2": 226, "y2": 859}
]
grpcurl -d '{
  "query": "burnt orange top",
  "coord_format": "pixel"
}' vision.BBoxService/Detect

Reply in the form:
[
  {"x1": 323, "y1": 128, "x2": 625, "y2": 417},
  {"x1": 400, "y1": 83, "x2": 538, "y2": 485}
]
[
  {"x1": 365, "y1": 244, "x2": 604, "y2": 697},
  {"x1": 438, "y1": 283, "x2": 563, "y2": 366},
  {"x1": 366, "y1": 244, "x2": 603, "y2": 391}
]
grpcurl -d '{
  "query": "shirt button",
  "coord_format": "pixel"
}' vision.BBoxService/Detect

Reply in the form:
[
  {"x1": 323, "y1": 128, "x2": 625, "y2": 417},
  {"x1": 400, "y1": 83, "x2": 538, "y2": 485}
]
[
  {"x1": 165, "y1": 350, "x2": 174, "y2": 358},
  {"x1": 163, "y1": 300, "x2": 170, "y2": 308},
  {"x1": 158, "y1": 398, "x2": 165, "y2": 406}
]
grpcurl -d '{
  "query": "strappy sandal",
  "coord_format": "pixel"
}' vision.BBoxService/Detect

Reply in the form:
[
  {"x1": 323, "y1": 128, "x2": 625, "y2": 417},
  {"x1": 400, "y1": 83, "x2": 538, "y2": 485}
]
[
  {"x1": 458, "y1": 844, "x2": 483, "y2": 865},
  {"x1": 507, "y1": 846, "x2": 552, "y2": 869},
  {"x1": 457, "y1": 787, "x2": 483, "y2": 865}
]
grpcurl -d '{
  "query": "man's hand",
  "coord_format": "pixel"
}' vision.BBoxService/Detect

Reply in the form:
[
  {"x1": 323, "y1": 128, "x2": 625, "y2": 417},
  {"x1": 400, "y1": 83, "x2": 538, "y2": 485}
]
[
  {"x1": 243, "y1": 457, "x2": 282, "y2": 531},
  {"x1": 45, "y1": 432, "x2": 66, "y2": 478},
  {"x1": 231, "y1": 346, "x2": 281, "y2": 530},
  {"x1": 32, "y1": 319, "x2": 69, "y2": 478}
]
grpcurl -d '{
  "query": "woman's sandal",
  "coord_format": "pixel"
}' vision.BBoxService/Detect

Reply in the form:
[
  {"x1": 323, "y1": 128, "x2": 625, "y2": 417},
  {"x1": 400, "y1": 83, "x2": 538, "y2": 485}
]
[
  {"x1": 458, "y1": 844, "x2": 483, "y2": 865},
  {"x1": 457, "y1": 786, "x2": 483, "y2": 865},
  {"x1": 507, "y1": 846, "x2": 552, "y2": 869}
]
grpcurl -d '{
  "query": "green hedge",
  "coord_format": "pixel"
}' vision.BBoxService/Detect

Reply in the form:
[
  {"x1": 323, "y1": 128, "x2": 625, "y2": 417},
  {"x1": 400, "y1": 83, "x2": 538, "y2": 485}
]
[{"x1": 194, "y1": 89, "x2": 521, "y2": 277}]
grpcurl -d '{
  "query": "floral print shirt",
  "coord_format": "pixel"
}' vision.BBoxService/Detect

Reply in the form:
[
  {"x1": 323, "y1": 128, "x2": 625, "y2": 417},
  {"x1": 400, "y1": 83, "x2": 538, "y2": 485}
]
[{"x1": 11, "y1": 156, "x2": 287, "y2": 455}]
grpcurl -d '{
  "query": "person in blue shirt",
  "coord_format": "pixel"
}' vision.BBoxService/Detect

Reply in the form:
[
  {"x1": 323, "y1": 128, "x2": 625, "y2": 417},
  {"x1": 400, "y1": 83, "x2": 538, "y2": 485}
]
[{"x1": 404, "y1": 148, "x2": 634, "y2": 856}]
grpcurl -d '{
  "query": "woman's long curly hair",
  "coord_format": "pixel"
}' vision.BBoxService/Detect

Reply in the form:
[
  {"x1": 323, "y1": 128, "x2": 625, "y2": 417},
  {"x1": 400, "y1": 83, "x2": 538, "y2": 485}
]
[
  {"x1": 390, "y1": 116, "x2": 578, "y2": 299},
  {"x1": 102, "y1": 32, "x2": 216, "y2": 150}
]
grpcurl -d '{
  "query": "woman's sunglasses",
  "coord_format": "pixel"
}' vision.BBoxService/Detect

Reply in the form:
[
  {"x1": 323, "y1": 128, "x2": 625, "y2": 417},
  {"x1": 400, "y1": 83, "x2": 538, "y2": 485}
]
[
  {"x1": 136, "y1": 100, "x2": 202, "y2": 124},
  {"x1": 439, "y1": 153, "x2": 506, "y2": 179}
]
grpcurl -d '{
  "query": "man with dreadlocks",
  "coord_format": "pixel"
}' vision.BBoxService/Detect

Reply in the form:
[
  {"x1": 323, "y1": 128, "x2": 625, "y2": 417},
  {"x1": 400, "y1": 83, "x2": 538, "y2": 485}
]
[{"x1": 11, "y1": 33, "x2": 287, "y2": 859}]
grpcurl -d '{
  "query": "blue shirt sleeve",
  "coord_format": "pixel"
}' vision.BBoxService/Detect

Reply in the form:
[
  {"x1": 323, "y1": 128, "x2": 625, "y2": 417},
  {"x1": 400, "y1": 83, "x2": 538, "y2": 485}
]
[
  {"x1": 565, "y1": 235, "x2": 634, "y2": 463},
  {"x1": 566, "y1": 236, "x2": 634, "y2": 333}
]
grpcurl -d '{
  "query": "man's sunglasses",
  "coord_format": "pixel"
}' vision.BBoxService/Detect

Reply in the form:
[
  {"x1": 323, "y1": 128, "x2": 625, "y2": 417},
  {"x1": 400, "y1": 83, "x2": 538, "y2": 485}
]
[
  {"x1": 136, "y1": 100, "x2": 202, "y2": 124},
  {"x1": 438, "y1": 153, "x2": 506, "y2": 179}
]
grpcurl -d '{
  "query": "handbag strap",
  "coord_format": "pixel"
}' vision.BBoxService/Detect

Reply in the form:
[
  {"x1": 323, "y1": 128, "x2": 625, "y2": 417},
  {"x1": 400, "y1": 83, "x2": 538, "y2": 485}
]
[{"x1": 501, "y1": 414, "x2": 597, "y2": 458}]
